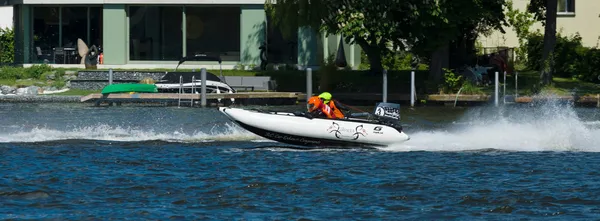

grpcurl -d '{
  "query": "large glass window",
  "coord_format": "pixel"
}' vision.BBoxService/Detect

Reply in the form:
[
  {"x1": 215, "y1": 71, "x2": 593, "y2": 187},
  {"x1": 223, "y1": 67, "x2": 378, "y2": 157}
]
[
  {"x1": 129, "y1": 6, "x2": 183, "y2": 61},
  {"x1": 185, "y1": 7, "x2": 240, "y2": 62},
  {"x1": 32, "y1": 6, "x2": 103, "y2": 64},
  {"x1": 89, "y1": 7, "x2": 103, "y2": 49},
  {"x1": 32, "y1": 7, "x2": 59, "y2": 62}
]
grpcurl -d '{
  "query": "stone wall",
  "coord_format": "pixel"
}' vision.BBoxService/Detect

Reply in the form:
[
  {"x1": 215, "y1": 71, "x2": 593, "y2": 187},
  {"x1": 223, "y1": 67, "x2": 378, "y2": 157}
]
[{"x1": 72, "y1": 71, "x2": 169, "y2": 90}]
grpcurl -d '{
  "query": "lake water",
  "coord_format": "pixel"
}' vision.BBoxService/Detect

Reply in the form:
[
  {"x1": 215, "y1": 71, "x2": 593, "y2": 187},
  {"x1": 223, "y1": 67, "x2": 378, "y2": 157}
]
[{"x1": 1, "y1": 101, "x2": 600, "y2": 220}]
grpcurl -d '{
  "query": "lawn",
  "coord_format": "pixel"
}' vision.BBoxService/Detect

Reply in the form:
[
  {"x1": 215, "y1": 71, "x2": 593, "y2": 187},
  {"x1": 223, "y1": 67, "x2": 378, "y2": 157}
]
[{"x1": 43, "y1": 89, "x2": 102, "y2": 96}]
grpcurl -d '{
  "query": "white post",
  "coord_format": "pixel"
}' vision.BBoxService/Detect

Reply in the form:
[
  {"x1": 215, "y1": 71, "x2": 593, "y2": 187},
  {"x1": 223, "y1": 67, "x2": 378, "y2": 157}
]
[
  {"x1": 201, "y1": 68, "x2": 207, "y2": 107},
  {"x1": 495, "y1": 71, "x2": 499, "y2": 107},
  {"x1": 383, "y1": 69, "x2": 388, "y2": 103},
  {"x1": 306, "y1": 68, "x2": 312, "y2": 101},
  {"x1": 191, "y1": 75, "x2": 195, "y2": 107},
  {"x1": 108, "y1": 68, "x2": 113, "y2": 85},
  {"x1": 515, "y1": 71, "x2": 518, "y2": 98},
  {"x1": 178, "y1": 75, "x2": 182, "y2": 107},
  {"x1": 410, "y1": 70, "x2": 415, "y2": 107},
  {"x1": 503, "y1": 71, "x2": 506, "y2": 104}
]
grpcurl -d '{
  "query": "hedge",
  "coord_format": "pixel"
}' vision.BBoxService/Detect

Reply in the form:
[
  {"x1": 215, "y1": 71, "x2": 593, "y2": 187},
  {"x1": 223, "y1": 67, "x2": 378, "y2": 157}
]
[
  {"x1": 526, "y1": 32, "x2": 600, "y2": 82},
  {"x1": 256, "y1": 69, "x2": 429, "y2": 93},
  {"x1": 0, "y1": 27, "x2": 13, "y2": 64}
]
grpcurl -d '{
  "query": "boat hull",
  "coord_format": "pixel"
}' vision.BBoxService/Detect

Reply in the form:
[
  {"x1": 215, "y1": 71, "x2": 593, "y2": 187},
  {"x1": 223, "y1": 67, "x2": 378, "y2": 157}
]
[
  {"x1": 219, "y1": 107, "x2": 410, "y2": 148},
  {"x1": 101, "y1": 83, "x2": 158, "y2": 94}
]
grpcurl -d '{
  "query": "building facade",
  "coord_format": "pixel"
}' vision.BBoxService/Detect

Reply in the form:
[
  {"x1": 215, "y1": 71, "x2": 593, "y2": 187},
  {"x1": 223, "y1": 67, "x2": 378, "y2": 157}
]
[
  {"x1": 8, "y1": 0, "x2": 361, "y2": 70},
  {"x1": 479, "y1": 0, "x2": 600, "y2": 49}
]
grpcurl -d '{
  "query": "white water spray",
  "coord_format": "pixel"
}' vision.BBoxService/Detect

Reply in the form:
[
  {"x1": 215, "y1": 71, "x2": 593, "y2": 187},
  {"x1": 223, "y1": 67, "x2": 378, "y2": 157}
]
[
  {"x1": 0, "y1": 122, "x2": 266, "y2": 143},
  {"x1": 382, "y1": 98, "x2": 600, "y2": 152}
]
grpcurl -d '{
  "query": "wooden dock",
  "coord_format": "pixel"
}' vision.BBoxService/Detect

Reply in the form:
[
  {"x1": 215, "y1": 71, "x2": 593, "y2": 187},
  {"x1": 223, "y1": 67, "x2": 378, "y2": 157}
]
[{"x1": 80, "y1": 92, "x2": 301, "y2": 106}]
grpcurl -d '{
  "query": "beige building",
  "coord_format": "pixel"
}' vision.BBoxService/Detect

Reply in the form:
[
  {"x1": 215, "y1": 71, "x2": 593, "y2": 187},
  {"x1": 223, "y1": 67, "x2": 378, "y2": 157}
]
[{"x1": 479, "y1": 0, "x2": 600, "y2": 49}]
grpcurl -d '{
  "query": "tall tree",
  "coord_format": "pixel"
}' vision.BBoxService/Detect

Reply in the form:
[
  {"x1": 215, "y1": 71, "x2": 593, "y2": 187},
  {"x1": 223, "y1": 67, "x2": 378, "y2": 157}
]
[
  {"x1": 528, "y1": 0, "x2": 557, "y2": 86},
  {"x1": 265, "y1": 0, "x2": 507, "y2": 81},
  {"x1": 265, "y1": 0, "x2": 438, "y2": 73},
  {"x1": 405, "y1": 0, "x2": 508, "y2": 84}
]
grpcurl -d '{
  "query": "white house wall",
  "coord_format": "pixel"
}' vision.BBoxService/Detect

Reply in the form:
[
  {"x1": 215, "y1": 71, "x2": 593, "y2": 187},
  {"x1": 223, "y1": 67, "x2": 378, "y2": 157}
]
[{"x1": 479, "y1": 0, "x2": 600, "y2": 48}]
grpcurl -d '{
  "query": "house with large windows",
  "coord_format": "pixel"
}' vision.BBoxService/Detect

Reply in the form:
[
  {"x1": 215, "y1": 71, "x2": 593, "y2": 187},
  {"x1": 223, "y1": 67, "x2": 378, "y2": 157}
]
[
  {"x1": 479, "y1": 0, "x2": 600, "y2": 49},
  {"x1": 8, "y1": 0, "x2": 361, "y2": 70}
]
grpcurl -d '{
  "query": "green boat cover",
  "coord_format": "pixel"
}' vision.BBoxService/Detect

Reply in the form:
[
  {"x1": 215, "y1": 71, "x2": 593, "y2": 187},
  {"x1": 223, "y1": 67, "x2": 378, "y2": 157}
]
[{"x1": 101, "y1": 83, "x2": 158, "y2": 94}]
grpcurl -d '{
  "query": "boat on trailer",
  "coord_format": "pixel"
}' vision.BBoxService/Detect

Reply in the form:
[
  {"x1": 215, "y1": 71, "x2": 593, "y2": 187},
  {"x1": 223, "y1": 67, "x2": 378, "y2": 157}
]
[{"x1": 219, "y1": 102, "x2": 410, "y2": 148}]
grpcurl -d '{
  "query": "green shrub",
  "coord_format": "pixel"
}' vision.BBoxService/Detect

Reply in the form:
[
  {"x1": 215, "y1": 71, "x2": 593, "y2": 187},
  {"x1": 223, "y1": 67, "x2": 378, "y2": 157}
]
[
  {"x1": 460, "y1": 80, "x2": 485, "y2": 95},
  {"x1": 0, "y1": 66, "x2": 26, "y2": 79},
  {"x1": 439, "y1": 68, "x2": 463, "y2": 94},
  {"x1": 525, "y1": 32, "x2": 588, "y2": 78},
  {"x1": 26, "y1": 64, "x2": 54, "y2": 79},
  {"x1": 575, "y1": 48, "x2": 600, "y2": 82},
  {"x1": 0, "y1": 27, "x2": 14, "y2": 64}
]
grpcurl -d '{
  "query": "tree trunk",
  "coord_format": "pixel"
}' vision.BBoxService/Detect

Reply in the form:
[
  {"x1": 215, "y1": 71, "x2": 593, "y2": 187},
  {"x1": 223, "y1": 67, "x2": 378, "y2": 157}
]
[
  {"x1": 540, "y1": 0, "x2": 557, "y2": 86},
  {"x1": 355, "y1": 38, "x2": 383, "y2": 74},
  {"x1": 365, "y1": 48, "x2": 383, "y2": 74},
  {"x1": 429, "y1": 44, "x2": 450, "y2": 85}
]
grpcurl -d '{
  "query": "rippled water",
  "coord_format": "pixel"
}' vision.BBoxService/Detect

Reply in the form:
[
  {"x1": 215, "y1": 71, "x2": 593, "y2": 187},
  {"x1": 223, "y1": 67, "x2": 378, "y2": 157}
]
[{"x1": 2, "y1": 101, "x2": 600, "y2": 219}]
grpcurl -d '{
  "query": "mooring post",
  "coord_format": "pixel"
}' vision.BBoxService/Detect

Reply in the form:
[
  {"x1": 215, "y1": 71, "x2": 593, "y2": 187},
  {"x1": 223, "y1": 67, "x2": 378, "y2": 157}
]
[
  {"x1": 191, "y1": 75, "x2": 195, "y2": 107},
  {"x1": 306, "y1": 68, "x2": 312, "y2": 101},
  {"x1": 108, "y1": 68, "x2": 113, "y2": 85},
  {"x1": 383, "y1": 69, "x2": 388, "y2": 103},
  {"x1": 503, "y1": 71, "x2": 507, "y2": 104},
  {"x1": 495, "y1": 71, "x2": 499, "y2": 107},
  {"x1": 410, "y1": 70, "x2": 415, "y2": 107},
  {"x1": 178, "y1": 75, "x2": 182, "y2": 107},
  {"x1": 515, "y1": 71, "x2": 518, "y2": 98},
  {"x1": 201, "y1": 68, "x2": 207, "y2": 107}
]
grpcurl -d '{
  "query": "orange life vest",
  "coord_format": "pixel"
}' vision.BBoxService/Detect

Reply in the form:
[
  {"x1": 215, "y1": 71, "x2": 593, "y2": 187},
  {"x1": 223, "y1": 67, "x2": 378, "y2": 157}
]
[
  {"x1": 319, "y1": 102, "x2": 335, "y2": 119},
  {"x1": 328, "y1": 101, "x2": 345, "y2": 119}
]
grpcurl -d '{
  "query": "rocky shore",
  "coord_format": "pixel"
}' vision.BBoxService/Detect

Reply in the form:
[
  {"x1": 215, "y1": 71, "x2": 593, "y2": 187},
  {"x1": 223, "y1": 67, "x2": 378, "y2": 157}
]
[
  {"x1": 0, "y1": 85, "x2": 80, "y2": 103},
  {"x1": 0, "y1": 95, "x2": 81, "y2": 103}
]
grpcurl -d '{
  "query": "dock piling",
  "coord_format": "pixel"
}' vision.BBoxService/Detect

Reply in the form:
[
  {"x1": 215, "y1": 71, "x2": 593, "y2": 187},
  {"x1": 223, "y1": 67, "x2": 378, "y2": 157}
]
[
  {"x1": 410, "y1": 70, "x2": 415, "y2": 107},
  {"x1": 495, "y1": 71, "x2": 499, "y2": 107},
  {"x1": 191, "y1": 75, "x2": 195, "y2": 107},
  {"x1": 503, "y1": 71, "x2": 506, "y2": 104},
  {"x1": 201, "y1": 68, "x2": 207, "y2": 107},
  {"x1": 515, "y1": 71, "x2": 518, "y2": 98},
  {"x1": 108, "y1": 68, "x2": 113, "y2": 85},
  {"x1": 306, "y1": 68, "x2": 312, "y2": 101},
  {"x1": 178, "y1": 75, "x2": 182, "y2": 107},
  {"x1": 383, "y1": 69, "x2": 388, "y2": 103}
]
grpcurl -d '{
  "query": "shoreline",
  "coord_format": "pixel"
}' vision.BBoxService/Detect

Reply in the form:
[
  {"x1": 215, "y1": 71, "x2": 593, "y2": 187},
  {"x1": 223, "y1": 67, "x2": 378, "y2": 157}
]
[
  {"x1": 0, "y1": 95, "x2": 82, "y2": 103},
  {"x1": 1, "y1": 93, "x2": 600, "y2": 108}
]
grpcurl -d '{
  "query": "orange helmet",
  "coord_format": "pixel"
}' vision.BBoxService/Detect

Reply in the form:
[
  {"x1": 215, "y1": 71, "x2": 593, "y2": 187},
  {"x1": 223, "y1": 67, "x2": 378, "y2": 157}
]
[{"x1": 307, "y1": 96, "x2": 323, "y2": 112}]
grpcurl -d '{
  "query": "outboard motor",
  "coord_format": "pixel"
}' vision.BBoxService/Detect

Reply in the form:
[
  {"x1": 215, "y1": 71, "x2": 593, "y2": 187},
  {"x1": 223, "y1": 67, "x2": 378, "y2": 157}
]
[{"x1": 373, "y1": 102, "x2": 403, "y2": 132}]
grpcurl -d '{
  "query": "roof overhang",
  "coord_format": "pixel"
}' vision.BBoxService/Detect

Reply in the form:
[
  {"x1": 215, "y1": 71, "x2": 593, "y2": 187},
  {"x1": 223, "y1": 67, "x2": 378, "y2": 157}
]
[{"x1": 5, "y1": 0, "x2": 266, "y2": 4}]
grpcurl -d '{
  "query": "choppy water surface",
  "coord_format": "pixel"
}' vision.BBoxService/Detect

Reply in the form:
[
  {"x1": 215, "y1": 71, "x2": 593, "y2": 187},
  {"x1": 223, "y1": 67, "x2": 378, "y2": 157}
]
[{"x1": 2, "y1": 102, "x2": 600, "y2": 219}]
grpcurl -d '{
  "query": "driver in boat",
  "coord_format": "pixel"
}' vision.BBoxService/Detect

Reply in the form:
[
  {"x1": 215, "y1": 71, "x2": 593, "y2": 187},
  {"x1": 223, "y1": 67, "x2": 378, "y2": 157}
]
[
  {"x1": 306, "y1": 95, "x2": 344, "y2": 119},
  {"x1": 318, "y1": 92, "x2": 351, "y2": 118}
]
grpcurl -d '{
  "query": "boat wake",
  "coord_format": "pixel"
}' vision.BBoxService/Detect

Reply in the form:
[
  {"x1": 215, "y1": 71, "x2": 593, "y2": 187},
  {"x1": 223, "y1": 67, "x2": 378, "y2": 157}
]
[{"x1": 0, "y1": 122, "x2": 268, "y2": 144}]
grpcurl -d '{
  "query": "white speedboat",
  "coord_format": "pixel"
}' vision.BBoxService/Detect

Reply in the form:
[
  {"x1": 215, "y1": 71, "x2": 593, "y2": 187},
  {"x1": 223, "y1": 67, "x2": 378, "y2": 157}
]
[
  {"x1": 155, "y1": 54, "x2": 236, "y2": 94},
  {"x1": 155, "y1": 71, "x2": 236, "y2": 94},
  {"x1": 218, "y1": 102, "x2": 410, "y2": 148}
]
